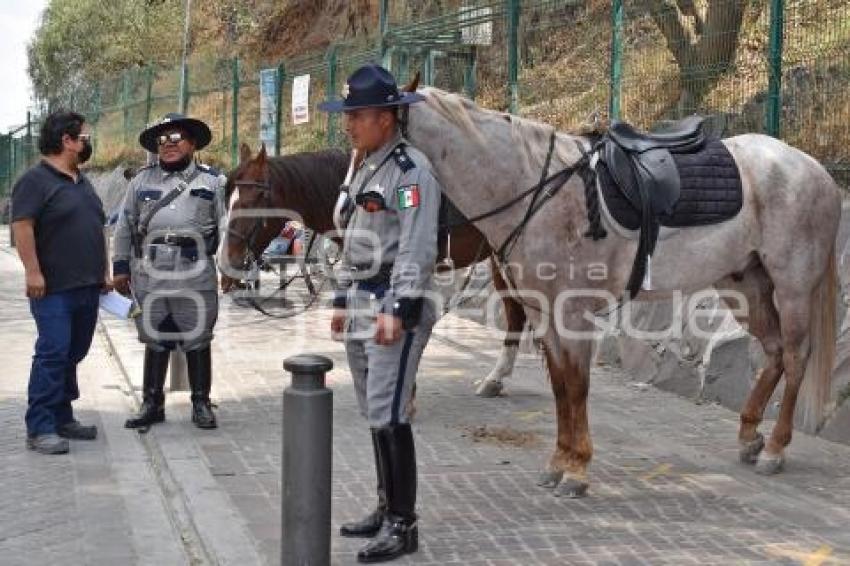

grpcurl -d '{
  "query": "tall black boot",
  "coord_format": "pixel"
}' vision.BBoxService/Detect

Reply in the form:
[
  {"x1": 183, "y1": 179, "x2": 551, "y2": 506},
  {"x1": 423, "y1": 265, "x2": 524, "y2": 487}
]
[
  {"x1": 187, "y1": 347, "x2": 217, "y2": 429},
  {"x1": 340, "y1": 429, "x2": 386, "y2": 538},
  {"x1": 357, "y1": 424, "x2": 418, "y2": 563},
  {"x1": 125, "y1": 348, "x2": 169, "y2": 429}
]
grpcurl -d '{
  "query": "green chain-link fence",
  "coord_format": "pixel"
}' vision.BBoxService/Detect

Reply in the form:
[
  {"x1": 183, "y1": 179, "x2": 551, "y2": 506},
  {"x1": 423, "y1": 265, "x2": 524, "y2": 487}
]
[{"x1": 3, "y1": 0, "x2": 850, "y2": 198}]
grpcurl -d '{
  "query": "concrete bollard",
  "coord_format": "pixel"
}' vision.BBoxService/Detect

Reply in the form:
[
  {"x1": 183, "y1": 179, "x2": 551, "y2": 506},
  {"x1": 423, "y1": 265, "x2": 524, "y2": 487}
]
[
  {"x1": 169, "y1": 350, "x2": 189, "y2": 391},
  {"x1": 282, "y1": 354, "x2": 333, "y2": 566}
]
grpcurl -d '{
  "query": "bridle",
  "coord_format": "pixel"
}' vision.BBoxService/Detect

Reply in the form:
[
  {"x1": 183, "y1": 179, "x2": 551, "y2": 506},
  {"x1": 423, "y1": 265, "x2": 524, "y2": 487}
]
[{"x1": 226, "y1": 177, "x2": 273, "y2": 270}]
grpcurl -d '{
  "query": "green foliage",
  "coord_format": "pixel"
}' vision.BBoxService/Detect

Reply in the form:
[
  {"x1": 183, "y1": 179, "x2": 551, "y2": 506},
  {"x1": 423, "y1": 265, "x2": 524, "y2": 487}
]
[{"x1": 27, "y1": 0, "x2": 184, "y2": 109}]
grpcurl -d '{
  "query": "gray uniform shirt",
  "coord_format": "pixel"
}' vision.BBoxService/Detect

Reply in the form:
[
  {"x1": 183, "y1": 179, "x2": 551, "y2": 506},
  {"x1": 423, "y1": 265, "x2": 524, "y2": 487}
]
[
  {"x1": 112, "y1": 161, "x2": 226, "y2": 292},
  {"x1": 337, "y1": 132, "x2": 442, "y2": 323}
]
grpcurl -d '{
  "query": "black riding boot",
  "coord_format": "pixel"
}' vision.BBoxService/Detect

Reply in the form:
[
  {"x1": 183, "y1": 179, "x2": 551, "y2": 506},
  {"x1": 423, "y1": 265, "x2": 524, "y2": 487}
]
[
  {"x1": 357, "y1": 424, "x2": 418, "y2": 563},
  {"x1": 341, "y1": 429, "x2": 386, "y2": 538},
  {"x1": 125, "y1": 348, "x2": 169, "y2": 429},
  {"x1": 187, "y1": 347, "x2": 217, "y2": 429}
]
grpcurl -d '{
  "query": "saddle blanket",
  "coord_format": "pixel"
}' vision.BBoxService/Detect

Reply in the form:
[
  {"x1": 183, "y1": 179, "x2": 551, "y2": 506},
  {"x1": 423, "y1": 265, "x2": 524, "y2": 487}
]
[{"x1": 596, "y1": 139, "x2": 743, "y2": 233}]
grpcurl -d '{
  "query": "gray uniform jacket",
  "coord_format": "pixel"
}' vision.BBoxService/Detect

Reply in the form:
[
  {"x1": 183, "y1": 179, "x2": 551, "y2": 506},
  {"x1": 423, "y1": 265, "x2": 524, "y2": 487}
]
[
  {"x1": 112, "y1": 161, "x2": 226, "y2": 292},
  {"x1": 335, "y1": 132, "x2": 442, "y2": 329}
]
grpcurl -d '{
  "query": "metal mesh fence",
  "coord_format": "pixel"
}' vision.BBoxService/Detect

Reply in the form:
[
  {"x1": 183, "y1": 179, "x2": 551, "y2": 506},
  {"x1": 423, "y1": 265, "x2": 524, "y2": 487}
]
[{"x1": 4, "y1": 0, "x2": 850, "y2": 196}]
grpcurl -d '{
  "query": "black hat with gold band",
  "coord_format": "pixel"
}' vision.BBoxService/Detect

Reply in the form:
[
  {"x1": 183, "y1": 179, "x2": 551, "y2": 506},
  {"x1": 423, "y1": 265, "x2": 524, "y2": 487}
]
[{"x1": 319, "y1": 64, "x2": 424, "y2": 113}]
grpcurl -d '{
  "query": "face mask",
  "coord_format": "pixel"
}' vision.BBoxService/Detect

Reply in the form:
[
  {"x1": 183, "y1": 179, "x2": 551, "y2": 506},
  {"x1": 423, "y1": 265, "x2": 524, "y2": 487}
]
[{"x1": 78, "y1": 139, "x2": 93, "y2": 164}]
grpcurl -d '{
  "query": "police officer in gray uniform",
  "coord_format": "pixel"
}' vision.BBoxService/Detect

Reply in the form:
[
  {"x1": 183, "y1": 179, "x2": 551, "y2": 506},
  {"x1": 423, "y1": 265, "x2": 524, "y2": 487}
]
[
  {"x1": 320, "y1": 64, "x2": 441, "y2": 563},
  {"x1": 112, "y1": 113, "x2": 226, "y2": 430}
]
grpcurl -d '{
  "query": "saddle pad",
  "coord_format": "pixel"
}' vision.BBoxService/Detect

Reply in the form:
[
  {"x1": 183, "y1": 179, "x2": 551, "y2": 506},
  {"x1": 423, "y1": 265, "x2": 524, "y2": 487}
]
[{"x1": 597, "y1": 139, "x2": 743, "y2": 231}]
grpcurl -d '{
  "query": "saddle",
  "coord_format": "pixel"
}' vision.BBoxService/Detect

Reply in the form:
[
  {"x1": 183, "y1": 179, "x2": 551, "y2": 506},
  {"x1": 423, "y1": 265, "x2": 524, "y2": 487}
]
[{"x1": 597, "y1": 115, "x2": 722, "y2": 298}]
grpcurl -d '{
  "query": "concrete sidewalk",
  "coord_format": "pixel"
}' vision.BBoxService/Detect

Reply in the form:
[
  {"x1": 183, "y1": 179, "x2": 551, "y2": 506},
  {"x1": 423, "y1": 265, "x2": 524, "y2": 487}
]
[{"x1": 4, "y1": 226, "x2": 850, "y2": 565}]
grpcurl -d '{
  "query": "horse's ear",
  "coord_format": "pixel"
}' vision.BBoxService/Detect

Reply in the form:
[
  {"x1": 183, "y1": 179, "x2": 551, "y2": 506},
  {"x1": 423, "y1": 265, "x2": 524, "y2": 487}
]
[
  {"x1": 257, "y1": 143, "x2": 267, "y2": 165},
  {"x1": 239, "y1": 143, "x2": 252, "y2": 164},
  {"x1": 402, "y1": 72, "x2": 421, "y2": 93}
]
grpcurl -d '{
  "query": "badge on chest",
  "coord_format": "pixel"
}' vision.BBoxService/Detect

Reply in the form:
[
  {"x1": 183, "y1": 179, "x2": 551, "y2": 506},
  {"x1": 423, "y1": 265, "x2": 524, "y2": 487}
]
[{"x1": 356, "y1": 184, "x2": 387, "y2": 212}]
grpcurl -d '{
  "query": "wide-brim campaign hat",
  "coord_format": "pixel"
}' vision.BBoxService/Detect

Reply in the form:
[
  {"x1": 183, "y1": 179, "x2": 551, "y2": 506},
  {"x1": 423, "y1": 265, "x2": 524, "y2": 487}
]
[
  {"x1": 139, "y1": 113, "x2": 212, "y2": 153},
  {"x1": 318, "y1": 64, "x2": 425, "y2": 113}
]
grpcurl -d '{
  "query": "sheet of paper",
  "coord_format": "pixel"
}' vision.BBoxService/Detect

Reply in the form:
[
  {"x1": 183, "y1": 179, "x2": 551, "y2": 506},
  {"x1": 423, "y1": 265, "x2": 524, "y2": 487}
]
[{"x1": 99, "y1": 290, "x2": 134, "y2": 319}]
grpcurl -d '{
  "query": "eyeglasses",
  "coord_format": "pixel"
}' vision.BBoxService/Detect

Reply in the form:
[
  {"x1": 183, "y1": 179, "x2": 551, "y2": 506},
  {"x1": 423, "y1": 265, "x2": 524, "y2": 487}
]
[
  {"x1": 157, "y1": 132, "x2": 185, "y2": 146},
  {"x1": 77, "y1": 133, "x2": 92, "y2": 142}
]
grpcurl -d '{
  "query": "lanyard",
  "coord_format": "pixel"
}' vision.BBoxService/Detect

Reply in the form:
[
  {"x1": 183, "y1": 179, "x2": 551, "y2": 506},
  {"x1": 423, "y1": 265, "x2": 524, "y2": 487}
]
[{"x1": 352, "y1": 142, "x2": 404, "y2": 199}]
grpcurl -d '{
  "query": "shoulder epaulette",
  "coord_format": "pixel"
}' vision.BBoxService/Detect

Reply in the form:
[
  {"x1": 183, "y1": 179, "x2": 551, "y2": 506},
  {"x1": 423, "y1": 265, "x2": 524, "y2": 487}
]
[
  {"x1": 124, "y1": 163, "x2": 155, "y2": 181},
  {"x1": 392, "y1": 144, "x2": 416, "y2": 174},
  {"x1": 197, "y1": 163, "x2": 221, "y2": 176}
]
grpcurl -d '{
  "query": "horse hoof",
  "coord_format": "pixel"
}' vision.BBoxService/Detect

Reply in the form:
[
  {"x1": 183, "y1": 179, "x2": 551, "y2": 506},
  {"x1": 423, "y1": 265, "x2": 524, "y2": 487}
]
[
  {"x1": 739, "y1": 433, "x2": 765, "y2": 465},
  {"x1": 475, "y1": 378, "x2": 504, "y2": 398},
  {"x1": 755, "y1": 452, "x2": 785, "y2": 475},
  {"x1": 554, "y1": 478, "x2": 589, "y2": 499},
  {"x1": 537, "y1": 470, "x2": 563, "y2": 489}
]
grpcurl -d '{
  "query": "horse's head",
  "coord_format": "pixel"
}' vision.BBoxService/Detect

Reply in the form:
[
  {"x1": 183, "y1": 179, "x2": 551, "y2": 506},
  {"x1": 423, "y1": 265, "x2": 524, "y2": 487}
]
[{"x1": 220, "y1": 143, "x2": 284, "y2": 290}]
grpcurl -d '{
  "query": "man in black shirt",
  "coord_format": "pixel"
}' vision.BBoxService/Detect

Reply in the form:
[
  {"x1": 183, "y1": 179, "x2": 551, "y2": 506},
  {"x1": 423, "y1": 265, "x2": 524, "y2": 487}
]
[{"x1": 11, "y1": 110, "x2": 109, "y2": 455}]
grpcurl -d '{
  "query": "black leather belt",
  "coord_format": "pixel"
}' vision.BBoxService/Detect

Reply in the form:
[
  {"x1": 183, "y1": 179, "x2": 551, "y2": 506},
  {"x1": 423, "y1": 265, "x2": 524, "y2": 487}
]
[
  {"x1": 151, "y1": 235, "x2": 199, "y2": 247},
  {"x1": 352, "y1": 263, "x2": 393, "y2": 286}
]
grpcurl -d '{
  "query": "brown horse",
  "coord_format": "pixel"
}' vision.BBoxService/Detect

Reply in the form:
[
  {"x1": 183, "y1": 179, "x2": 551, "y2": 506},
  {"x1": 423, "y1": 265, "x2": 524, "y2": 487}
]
[{"x1": 219, "y1": 144, "x2": 529, "y2": 393}]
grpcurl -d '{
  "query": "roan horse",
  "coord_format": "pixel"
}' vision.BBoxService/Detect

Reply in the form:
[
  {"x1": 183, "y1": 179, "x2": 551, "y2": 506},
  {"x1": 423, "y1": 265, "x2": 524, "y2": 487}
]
[
  {"x1": 219, "y1": 143, "x2": 529, "y2": 393},
  {"x1": 402, "y1": 84, "x2": 840, "y2": 496}
]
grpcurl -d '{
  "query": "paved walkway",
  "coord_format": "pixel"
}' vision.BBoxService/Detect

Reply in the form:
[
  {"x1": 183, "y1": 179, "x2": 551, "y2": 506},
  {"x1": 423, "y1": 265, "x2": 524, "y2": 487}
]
[{"x1": 3, "y1": 228, "x2": 850, "y2": 565}]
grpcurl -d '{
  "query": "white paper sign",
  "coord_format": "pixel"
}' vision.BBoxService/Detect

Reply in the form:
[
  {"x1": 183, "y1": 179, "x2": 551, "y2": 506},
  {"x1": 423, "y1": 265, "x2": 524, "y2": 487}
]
[
  {"x1": 292, "y1": 74, "x2": 310, "y2": 125},
  {"x1": 99, "y1": 290, "x2": 134, "y2": 319}
]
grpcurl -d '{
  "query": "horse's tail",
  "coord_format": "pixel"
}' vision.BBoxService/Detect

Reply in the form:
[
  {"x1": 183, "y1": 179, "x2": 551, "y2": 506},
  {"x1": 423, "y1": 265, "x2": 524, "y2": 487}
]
[{"x1": 800, "y1": 246, "x2": 838, "y2": 432}]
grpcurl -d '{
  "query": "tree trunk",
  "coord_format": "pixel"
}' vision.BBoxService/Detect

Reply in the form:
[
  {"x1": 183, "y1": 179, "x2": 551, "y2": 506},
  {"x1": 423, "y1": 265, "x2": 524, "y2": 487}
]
[{"x1": 639, "y1": 0, "x2": 748, "y2": 114}]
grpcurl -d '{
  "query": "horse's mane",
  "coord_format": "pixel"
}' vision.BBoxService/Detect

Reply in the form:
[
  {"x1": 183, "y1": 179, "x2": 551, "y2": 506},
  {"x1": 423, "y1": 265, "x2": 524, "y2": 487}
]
[
  {"x1": 266, "y1": 149, "x2": 348, "y2": 232},
  {"x1": 418, "y1": 86, "x2": 590, "y2": 173}
]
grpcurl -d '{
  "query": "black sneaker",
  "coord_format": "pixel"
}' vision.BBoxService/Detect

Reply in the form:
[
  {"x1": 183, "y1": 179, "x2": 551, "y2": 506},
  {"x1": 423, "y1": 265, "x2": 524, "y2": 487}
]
[{"x1": 58, "y1": 420, "x2": 98, "y2": 440}]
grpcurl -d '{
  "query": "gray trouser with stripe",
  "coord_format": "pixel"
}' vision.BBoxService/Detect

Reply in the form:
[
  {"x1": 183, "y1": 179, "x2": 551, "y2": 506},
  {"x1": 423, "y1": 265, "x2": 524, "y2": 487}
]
[{"x1": 345, "y1": 327, "x2": 432, "y2": 427}]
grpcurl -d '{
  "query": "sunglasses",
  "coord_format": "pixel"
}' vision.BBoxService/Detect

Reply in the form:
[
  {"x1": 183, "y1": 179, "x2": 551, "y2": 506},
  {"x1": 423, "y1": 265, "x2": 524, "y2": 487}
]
[
  {"x1": 157, "y1": 132, "x2": 187, "y2": 146},
  {"x1": 76, "y1": 133, "x2": 92, "y2": 142}
]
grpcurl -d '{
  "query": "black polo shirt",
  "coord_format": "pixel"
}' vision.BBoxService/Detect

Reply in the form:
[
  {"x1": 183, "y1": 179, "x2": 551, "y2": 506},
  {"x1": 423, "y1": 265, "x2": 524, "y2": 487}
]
[{"x1": 11, "y1": 161, "x2": 106, "y2": 294}]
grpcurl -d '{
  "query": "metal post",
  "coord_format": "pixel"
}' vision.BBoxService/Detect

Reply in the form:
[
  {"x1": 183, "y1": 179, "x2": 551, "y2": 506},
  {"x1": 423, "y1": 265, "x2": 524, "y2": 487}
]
[
  {"x1": 398, "y1": 48, "x2": 410, "y2": 86},
  {"x1": 25, "y1": 112, "x2": 32, "y2": 168},
  {"x1": 506, "y1": 0, "x2": 521, "y2": 114},
  {"x1": 609, "y1": 0, "x2": 624, "y2": 121},
  {"x1": 144, "y1": 67, "x2": 154, "y2": 126},
  {"x1": 179, "y1": 0, "x2": 192, "y2": 114},
  {"x1": 326, "y1": 45, "x2": 339, "y2": 147},
  {"x1": 231, "y1": 57, "x2": 240, "y2": 169},
  {"x1": 379, "y1": 0, "x2": 390, "y2": 63},
  {"x1": 276, "y1": 63, "x2": 285, "y2": 157},
  {"x1": 464, "y1": 47, "x2": 478, "y2": 100},
  {"x1": 122, "y1": 72, "x2": 131, "y2": 144},
  {"x1": 425, "y1": 50, "x2": 438, "y2": 86},
  {"x1": 766, "y1": 0, "x2": 784, "y2": 137},
  {"x1": 282, "y1": 354, "x2": 333, "y2": 566}
]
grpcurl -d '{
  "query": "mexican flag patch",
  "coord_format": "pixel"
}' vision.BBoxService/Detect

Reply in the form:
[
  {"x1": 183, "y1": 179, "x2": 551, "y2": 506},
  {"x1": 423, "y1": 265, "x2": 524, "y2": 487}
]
[{"x1": 397, "y1": 185, "x2": 420, "y2": 209}]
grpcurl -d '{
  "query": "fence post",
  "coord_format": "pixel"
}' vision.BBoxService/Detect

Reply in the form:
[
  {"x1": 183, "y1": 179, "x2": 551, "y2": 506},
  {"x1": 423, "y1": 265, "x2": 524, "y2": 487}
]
[
  {"x1": 609, "y1": 0, "x2": 624, "y2": 121},
  {"x1": 281, "y1": 354, "x2": 333, "y2": 566},
  {"x1": 766, "y1": 0, "x2": 784, "y2": 138},
  {"x1": 326, "y1": 45, "x2": 339, "y2": 147},
  {"x1": 231, "y1": 57, "x2": 240, "y2": 169},
  {"x1": 506, "y1": 0, "x2": 520, "y2": 114},
  {"x1": 145, "y1": 67, "x2": 154, "y2": 126},
  {"x1": 397, "y1": 48, "x2": 410, "y2": 85},
  {"x1": 423, "y1": 49, "x2": 434, "y2": 85},
  {"x1": 25, "y1": 112, "x2": 32, "y2": 169},
  {"x1": 122, "y1": 72, "x2": 131, "y2": 144},
  {"x1": 276, "y1": 62, "x2": 286, "y2": 156},
  {"x1": 182, "y1": 64, "x2": 191, "y2": 115},
  {"x1": 464, "y1": 47, "x2": 478, "y2": 100},
  {"x1": 379, "y1": 0, "x2": 390, "y2": 64}
]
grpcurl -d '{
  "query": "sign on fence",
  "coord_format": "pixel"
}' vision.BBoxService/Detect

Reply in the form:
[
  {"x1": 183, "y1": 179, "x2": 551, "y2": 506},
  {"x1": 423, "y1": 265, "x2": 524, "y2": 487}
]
[
  {"x1": 292, "y1": 74, "x2": 310, "y2": 125},
  {"x1": 259, "y1": 68, "x2": 278, "y2": 155}
]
